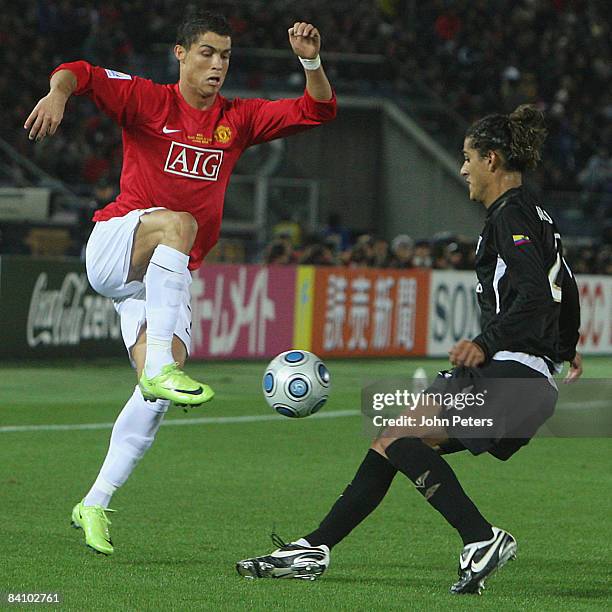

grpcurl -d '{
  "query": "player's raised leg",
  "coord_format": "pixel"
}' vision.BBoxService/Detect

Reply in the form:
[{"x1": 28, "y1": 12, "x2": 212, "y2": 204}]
[{"x1": 130, "y1": 210, "x2": 213, "y2": 405}]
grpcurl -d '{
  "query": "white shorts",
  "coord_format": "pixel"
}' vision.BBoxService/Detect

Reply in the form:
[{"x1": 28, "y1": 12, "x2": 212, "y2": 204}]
[{"x1": 85, "y1": 208, "x2": 192, "y2": 363}]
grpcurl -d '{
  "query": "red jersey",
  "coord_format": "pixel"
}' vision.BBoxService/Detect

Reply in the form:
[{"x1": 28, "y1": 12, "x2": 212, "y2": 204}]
[{"x1": 52, "y1": 61, "x2": 337, "y2": 269}]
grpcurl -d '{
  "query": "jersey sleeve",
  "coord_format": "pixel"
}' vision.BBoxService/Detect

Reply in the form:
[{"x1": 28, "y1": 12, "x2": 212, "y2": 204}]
[
  {"x1": 51, "y1": 61, "x2": 165, "y2": 127},
  {"x1": 472, "y1": 205, "x2": 556, "y2": 359},
  {"x1": 558, "y1": 258, "x2": 580, "y2": 361},
  {"x1": 238, "y1": 89, "x2": 337, "y2": 146}
]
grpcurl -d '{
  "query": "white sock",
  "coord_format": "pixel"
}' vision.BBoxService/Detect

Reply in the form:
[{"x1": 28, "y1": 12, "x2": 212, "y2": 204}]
[
  {"x1": 144, "y1": 244, "x2": 189, "y2": 378},
  {"x1": 83, "y1": 387, "x2": 169, "y2": 508}
]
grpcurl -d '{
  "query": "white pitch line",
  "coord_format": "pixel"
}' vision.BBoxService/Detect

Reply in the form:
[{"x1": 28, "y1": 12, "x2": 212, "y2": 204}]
[
  {"x1": 0, "y1": 409, "x2": 361, "y2": 434},
  {"x1": 556, "y1": 400, "x2": 610, "y2": 410}
]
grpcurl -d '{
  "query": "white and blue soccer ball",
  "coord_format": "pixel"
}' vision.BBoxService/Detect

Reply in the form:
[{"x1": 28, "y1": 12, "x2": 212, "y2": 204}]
[{"x1": 263, "y1": 350, "x2": 331, "y2": 418}]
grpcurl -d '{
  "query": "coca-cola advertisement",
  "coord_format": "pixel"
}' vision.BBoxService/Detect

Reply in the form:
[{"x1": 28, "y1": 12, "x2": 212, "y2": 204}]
[{"x1": 0, "y1": 256, "x2": 122, "y2": 358}]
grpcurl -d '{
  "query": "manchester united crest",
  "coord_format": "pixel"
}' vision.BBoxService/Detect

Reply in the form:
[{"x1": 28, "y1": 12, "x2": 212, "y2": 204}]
[{"x1": 214, "y1": 125, "x2": 232, "y2": 144}]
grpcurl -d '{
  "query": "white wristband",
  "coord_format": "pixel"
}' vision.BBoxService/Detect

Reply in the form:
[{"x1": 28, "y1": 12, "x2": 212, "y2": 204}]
[{"x1": 299, "y1": 55, "x2": 321, "y2": 71}]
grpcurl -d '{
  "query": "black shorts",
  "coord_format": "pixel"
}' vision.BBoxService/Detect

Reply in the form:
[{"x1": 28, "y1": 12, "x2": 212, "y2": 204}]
[{"x1": 426, "y1": 359, "x2": 558, "y2": 461}]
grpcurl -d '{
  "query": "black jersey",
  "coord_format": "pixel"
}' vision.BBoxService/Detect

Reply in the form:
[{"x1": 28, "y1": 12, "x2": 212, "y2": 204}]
[{"x1": 472, "y1": 186, "x2": 580, "y2": 366}]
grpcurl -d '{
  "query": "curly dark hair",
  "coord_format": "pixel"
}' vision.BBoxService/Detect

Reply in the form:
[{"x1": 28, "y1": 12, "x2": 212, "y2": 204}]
[
  {"x1": 465, "y1": 105, "x2": 548, "y2": 171},
  {"x1": 176, "y1": 10, "x2": 232, "y2": 49}
]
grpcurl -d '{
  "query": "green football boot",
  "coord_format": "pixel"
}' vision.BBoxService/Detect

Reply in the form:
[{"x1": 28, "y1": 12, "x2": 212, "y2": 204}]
[
  {"x1": 70, "y1": 501, "x2": 115, "y2": 555},
  {"x1": 139, "y1": 362, "x2": 215, "y2": 406}
]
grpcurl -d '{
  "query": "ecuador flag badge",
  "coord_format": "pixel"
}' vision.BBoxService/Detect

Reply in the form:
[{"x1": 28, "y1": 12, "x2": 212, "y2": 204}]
[{"x1": 512, "y1": 234, "x2": 531, "y2": 246}]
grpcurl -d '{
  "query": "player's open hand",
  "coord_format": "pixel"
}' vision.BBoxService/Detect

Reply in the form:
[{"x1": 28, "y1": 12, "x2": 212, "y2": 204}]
[
  {"x1": 24, "y1": 91, "x2": 68, "y2": 142},
  {"x1": 563, "y1": 352, "x2": 583, "y2": 384},
  {"x1": 449, "y1": 340, "x2": 486, "y2": 368},
  {"x1": 288, "y1": 22, "x2": 321, "y2": 59}
]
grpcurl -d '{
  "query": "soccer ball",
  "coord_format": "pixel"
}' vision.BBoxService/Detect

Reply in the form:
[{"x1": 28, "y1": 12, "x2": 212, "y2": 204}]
[{"x1": 262, "y1": 350, "x2": 331, "y2": 418}]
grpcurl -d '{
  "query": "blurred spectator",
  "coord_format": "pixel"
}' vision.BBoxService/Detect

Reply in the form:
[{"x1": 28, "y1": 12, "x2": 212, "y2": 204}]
[
  {"x1": 371, "y1": 236, "x2": 390, "y2": 268},
  {"x1": 412, "y1": 239, "x2": 433, "y2": 268},
  {"x1": 354, "y1": 233, "x2": 374, "y2": 257},
  {"x1": 445, "y1": 241, "x2": 469, "y2": 270},
  {"x1": 432, "y1": 242, "x2": 450, "y2": 269},
  {"x1": 272, "y1": 213, "x2": 303, "y2": 248},
  {"x1": 322, "y1": 236, "x2": 341, "y2": 261},
  {"x1": 205, "y1": 238, "x2": 247, "y2": 263},
  {"x1": 578, "y1": 146, "x2": 612, "y2": 195},
  {"x1": 434, "y1": 9, "x2": 462, "y2": 45},
  {"x1": 571, "y1": 245, "x2": 597, "y2": 274},
  {"x1": 388, "y1": 234, "x2": 413, "y2": 268},
  {"x1": 595, "y1": 245, "x2": 612, "y2": 274},
  {"x1": 347, "y1": 243, "x2": 371, "y2": 267},
  {"x1": 299, "y1": 241, "x2": 336, "y2": 266},
  {"x1": 578, "y1": 145, "x2": 612, "y2": 220},
  {"x1": 264, "y1": 238, "x2": 294, "y2": 265},
  {"x1": 323, "y1": 213, "x2": 351, "y2": 252}
]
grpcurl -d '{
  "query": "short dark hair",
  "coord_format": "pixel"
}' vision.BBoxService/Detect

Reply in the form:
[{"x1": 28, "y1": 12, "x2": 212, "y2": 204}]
[
  {"x1": 466, "y1": 105, "x2": 548, "y2": 172},
  {"x1": 176, "y1": 10, "x2": 232, "y2": 49}
]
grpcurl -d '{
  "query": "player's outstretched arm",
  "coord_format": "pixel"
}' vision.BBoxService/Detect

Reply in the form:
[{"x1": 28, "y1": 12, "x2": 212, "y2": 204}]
[
  {"x1": 288, "y1": 22, "x2": 333, "y2": 101},
  {"x1": 24, "y1": 69, "x2": 77, "y2": 142}
]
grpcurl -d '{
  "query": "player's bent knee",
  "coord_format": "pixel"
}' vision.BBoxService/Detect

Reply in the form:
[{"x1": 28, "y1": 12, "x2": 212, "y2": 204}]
[
  {"x1": 165, "y1": 211, "x2": 198, "y2": 244},
  {"x1": 371, "y1": 436, "x2": 394, "y2": 457},
  {"x1": 373, "y1": 433, "x2": 438, "y2": 458}
]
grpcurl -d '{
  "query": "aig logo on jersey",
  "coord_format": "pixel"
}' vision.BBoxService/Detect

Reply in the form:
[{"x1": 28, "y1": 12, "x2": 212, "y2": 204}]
[{"x1": 164, "y1": 142, "x2": 223, "y2": 181}]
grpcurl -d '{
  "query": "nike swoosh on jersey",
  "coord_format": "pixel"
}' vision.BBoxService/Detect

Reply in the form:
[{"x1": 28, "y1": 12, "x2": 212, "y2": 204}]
[{"x1": 162, "y1": 126, "x2": 181, "y2": 134}]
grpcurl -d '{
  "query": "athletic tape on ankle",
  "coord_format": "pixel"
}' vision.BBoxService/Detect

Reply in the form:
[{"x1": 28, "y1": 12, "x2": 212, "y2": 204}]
[{"x1": 94, "y1": 476, "x2": 118, "y2": 496}]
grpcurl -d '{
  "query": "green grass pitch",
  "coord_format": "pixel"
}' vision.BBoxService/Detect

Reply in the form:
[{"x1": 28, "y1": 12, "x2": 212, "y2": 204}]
[{"x1": 1, "y1": 357, "x2": 610, "y2": 611}]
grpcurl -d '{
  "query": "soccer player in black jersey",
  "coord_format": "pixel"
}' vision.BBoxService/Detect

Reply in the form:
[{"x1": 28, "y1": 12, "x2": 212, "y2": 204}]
[{"x1": 236, "y1": 105, "x2": 583, "y2": 594}]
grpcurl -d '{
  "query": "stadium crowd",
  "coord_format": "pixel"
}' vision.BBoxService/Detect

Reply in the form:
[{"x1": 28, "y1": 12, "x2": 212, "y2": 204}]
[
  {"x1": 258, "y1": 227, "x2": 612, "y2": 275},
  {"x1": 0, "y1": 1, "x2": 610, "y2": 273},
  {"x1": 2, "y1": 0, "x2": 610, "y2": 194}
]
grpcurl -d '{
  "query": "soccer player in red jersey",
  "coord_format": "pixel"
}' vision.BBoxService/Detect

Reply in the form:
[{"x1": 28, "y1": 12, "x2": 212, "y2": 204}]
[{"x1": 24, "y1": 11, "x2": 336, "y2": 555}]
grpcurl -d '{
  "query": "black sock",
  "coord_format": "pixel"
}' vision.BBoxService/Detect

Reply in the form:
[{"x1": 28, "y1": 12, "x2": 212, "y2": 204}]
[
  {"x1": 303, "y1": 449, "x2": 397, "y2": 548},
  {"x1": 386, "y1": 437, "x2": 493, "y2": 545}
]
